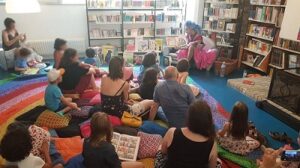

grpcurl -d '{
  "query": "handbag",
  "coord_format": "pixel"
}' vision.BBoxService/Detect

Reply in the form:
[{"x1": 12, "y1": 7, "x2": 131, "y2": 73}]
[{"x1": 121, "y1": 111, "x2": 142, "y2": 128}]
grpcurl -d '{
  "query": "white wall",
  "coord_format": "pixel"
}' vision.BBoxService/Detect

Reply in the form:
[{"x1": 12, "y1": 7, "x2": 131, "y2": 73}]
[
  {"x1": 280, "y1": 0, "x2": 300, "y2": 41},
  {"x1": 186, "y1": 0, "x2": 204, "y2": 26},
  {"x1": 0, "y1": 4, "x2": 88, "y2": 43}
]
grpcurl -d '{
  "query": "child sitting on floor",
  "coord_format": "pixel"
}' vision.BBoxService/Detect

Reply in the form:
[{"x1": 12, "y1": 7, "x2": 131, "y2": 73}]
[
  {"x1": 218, "y1": 101, "x2": 260, "y2": 155},
  {"x1": 14, "y1": 47, "x2": 31, "y2": 73},
  {"x1": 176, "y1": 58, "x2": 200, "y2": 97},
  {"x1": 45, "y1": 68, "x2": 80, "y2": 115},
  {"x1": 82, "y1": 112, "x2": 144, "y2": 168},
  {"x1": 84, "y1": 48, "x2": 97, "y2": 66}
]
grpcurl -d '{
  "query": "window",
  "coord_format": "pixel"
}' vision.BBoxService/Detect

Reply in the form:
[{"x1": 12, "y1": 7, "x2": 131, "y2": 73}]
[{"x1": 61, "y1": 0, "x2": 85, "y2": 4}]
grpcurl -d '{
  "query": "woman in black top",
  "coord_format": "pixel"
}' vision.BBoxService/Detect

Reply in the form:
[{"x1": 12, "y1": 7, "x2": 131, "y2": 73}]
[
  {"x1": 139, "y1": 68, "x2": 159, "y2": 100},
  {"x1": 58, "y1": 48, "x2": 98, "y2": 93},
  {"x1": 83, "y1": 112, "x2": 144, "y2": 168},
  {"x1": 161, "y1": 100, "x2": 217, "y2": 168},
  {"x1": 2, "y1": 18, "x2": 25, "y2": 51}
]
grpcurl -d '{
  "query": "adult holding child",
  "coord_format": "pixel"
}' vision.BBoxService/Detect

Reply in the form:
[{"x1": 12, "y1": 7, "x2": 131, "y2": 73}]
[{"x1": 58, "y1": 48, "x2": 98, "y2": 94}]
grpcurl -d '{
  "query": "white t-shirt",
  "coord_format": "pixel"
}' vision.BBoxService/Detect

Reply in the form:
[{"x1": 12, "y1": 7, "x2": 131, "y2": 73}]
[{"x1": 6, "y1": 153, "x2": 45, "y2": 168}]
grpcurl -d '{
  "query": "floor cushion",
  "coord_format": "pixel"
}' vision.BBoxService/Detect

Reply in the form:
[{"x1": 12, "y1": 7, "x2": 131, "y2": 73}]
[
  {"x1": 15, "y1": 105, "x2": 47, "y2": 124},
  {"x1": 70, "y1": 106, "x2": 93, "y2": 118},
  {"x1": 54, "y1": 136, "x2": 83, "y2": 163},
  {"x1": 113, "y1": 126, "x2": 138, "y2": 136},
  {"x1": 35, "y1": 110, "x2": 71, "y2": 129},
  {"x1": 139, "y1": 121, "x2": 168, "y2": 137},
  {"x1": 55, "y1": 118, "x2": 87, "y2": 138},
  {"x1": 137, "y1": 132, "x2": 162, "y2": 159}
]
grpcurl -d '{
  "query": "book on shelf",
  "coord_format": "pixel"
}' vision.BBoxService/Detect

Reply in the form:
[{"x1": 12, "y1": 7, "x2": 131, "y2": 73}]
[
  {"x1": 204, "y1": 3, "x2": 238, "y2": 19},
  {"x1": 249, "y1": 6, "x2": 279, "y2": 24},
  {"x1": 90, "y1": 28, "x2": 119, "y2": 38},
  {"x1": 126, "y1": 39, "x2": 135, "y2": 51},
  {"x1": 156, "y1": 0, "x2": 181, "y2": 8},
  {"x1": 248, "y1": 24, "x2": 275, "y2": 40},
  {"x1": 246, "y1": 53, "x2": 255, "y2": 63},
  {"x1": 123, "y1": 13, "x2": 154, "y2": 23},
  {"x1": 253, "y1": 55, "x2": 265, "y2": 67},
  {"x1": 288, "y1": 55, "x2": 300, "y2": 68},
  {"x1": 135, "y1": 36, "x2": 143, "y2": 51},
  {"x1": 112, "y1": 132, "x2": 140, "y2": 161},
  {"x1": 270, "y1": 48, "x2": 284, "y2": 67},
  {"x1": 87, "y1": 0, "x2": 121, "y2": 9},
  {"x1": 166, "y1": 36, "x2": 177, "y2": 47},
  {"x1": 138, "y1": 40, "x2": 149, "y2": 51},
  {"x1": 225, "y1": 23, "x2": 236, "y2": 32},
  {"x1": 155, "y1": 39, "x2": 163, "y2": 51},
  {"x1": 125, "y1": 28, "x2": 154, "y2": 37},
  {"x1": 250, "y1": 0, "x2": 284, "y2": 5},
  {"x1": 89, "y1": 14, "x2": 121, "y2": 23},
  {"x1": 148, "y1": 39, "x2": 156, "y2": 50},
  {"x1": 277, "y1": 38, "x2": 300, "y2": 52},
  {"x1": 123, "y1": 0, "x2": 155, "y2": 8}
]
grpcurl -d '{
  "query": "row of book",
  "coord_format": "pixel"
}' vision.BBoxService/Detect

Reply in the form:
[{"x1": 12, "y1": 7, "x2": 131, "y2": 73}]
[
  {"x1": 271, "y1": 48, "x2": 300, "y2": 68},
  {"x1": 204, "y1": 6, "x2": 239, "y2": 19},
  {"x1": 156, "y1": 27, "x2": 181, "y2": 36},
  {"x1": 205, "y1": 0, "x2": 239, "y2": 3},
  {"x1": 124, "y1": 28, "x2": 154, "y2": 37},
  {"x1": 203, "y1": 20, "x2": 236, "y2": 32},
  {"x1": 245, "y1": 53, "x2": 266, "y2": 67},
  {"x1": 125, "y1": 38, "x2": 160, "y2": 51},
  {"x1": 123, "y1": 13, "x2": 154, "y2": 22},
  {"x1": 90, "y1": 28, "x2": 120, "y2": 38},
  {"x1": 247, "y1": 39, "x2": 272, "y2": 54},
  {"x1": 156, "y1": 0, "x2": 181, "y2": 8},
  {"x1": 87, "y1": 0, "x2": 121, "y2": 8},
  {"x1": 276, "y1": 38, "x2": 300, "y2": 52},
  {"x1": 248, "y1": 24, "x2": 275, "y2": 40},
  {"x1": 156, "y1": 13, "x2": 178, "y2": 22},
  {"x1": 89, "y1": 15, "x2": 121, "y2": 23},
  {"x1": 250, "y1": 0, "x2": 285, "y2": 5},
  {"x1": 123, "y1": 0, "x2": 155, "y2": 8},
  {"x1": 249, "y1": 6, "x2": 280, "y2": 24}
]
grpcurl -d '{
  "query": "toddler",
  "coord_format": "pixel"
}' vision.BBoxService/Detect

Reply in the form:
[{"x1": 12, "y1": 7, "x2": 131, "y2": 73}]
[
  {"x1": 14, "y1": 47, "x2": 31, "y2": 73},
  {"x1": 84, "y1": 48, "x2": 97, "y2": 66}
]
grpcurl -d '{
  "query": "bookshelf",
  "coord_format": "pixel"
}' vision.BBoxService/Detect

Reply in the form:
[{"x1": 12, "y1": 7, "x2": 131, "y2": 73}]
[
  {"x1": 86, "y1": 0, "x2": 186, "y2": 54},
  {"x1": 202, "y1": 0, "x2": 243, "y2": 59},
  {"x1": 241, "y1": 0, "x2": 286, "y2": 74}
]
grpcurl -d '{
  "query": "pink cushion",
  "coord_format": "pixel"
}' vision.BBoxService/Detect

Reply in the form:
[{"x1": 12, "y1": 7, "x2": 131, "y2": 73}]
[
  {"x1": 137, "y1": 132, "x2": 162, "y2": 159},
  {"x1": 108, "y1": 115, "x2": 122, "y2": 126},
  {"x1": 89, "y1": 94, "x2": 101, "y2": 105},
  {"x1": 80, "y1": 90, "x2": 99, "y2": 99}
]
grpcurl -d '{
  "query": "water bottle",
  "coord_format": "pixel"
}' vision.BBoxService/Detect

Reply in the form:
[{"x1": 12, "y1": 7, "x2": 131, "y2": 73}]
[
  {"x1": 220, "y1": 61, "x2": 226, "y2": 77},
  {"x1": 243, "y1": 70, "x2": 247, "y2": 78}
]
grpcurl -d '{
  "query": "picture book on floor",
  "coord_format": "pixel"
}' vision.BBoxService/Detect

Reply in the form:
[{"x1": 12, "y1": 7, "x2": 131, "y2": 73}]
[{"x1": 112, "y1": 132, "x2": 140, "y2": 161}]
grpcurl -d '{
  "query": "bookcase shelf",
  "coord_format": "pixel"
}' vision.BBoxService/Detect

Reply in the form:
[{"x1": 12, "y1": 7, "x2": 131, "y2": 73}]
[
  {"x1": 242, "y1": 61, "x2": 266, "y2": 73},
  {"x1": 86, "y1": 0, "x2": 186, "y2": 52},
  {"x1": 273, "y1": 45, "x2": 300, "y2": 55},
  {"x1": 241, "y1": 0, "x2": 286, "y2": 74},
  {"x1": 202, "y1": 0, "x2": 242, "y2": 59}
]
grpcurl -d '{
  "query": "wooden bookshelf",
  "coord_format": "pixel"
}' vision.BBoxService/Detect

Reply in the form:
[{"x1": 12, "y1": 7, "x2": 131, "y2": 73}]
[
  {"x1": 273, "y1": 45, "x2": 300, "y2": 55},
  {"x1": 86, "y1": 0, "x2": 187, "y2": 52},
  {"x1": 202, "y1": 0, "x2": 243, "y2": 59},
  {"x1": 246, "y1": 33, "x2": 274, "y2": 42},
  {"x1": 250, "y1": 3, "x2": 285, "y2": 7},
  {"x1": 243, "y1": 48, "x2": 270, "y2": 56},
  {"x1": 242, "y1": 61, "x2": 265, "y2": 72}
]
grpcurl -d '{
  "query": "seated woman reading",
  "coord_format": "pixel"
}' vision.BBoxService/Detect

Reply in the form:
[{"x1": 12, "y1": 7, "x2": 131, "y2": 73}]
[{"x1": 58, "y1": 48, "x2": 98, "y2": 94}]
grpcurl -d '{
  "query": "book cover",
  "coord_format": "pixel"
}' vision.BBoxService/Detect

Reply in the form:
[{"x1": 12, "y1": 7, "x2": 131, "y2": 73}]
[
  {"x1": 138, "y1": 40, "x2": 149, "y2": 51},
  {"x1": 155, "y1": 39, "x2": 163, "y2": 51},
  {"x1": 148, "y1": 39, "x2": 156, "y2": 50},
  {"x1": 112, "y1": 132, "x2": 140, "y2": 161},
  {"x1": 126, "y1": 39, "x2": 135, "y2": 52},
  {"x1": 166, "y1": 37, "x2": 177, "y2": 47},
  {"x1": 135, "y1": 37, "x2": 143, "y2": 51}
]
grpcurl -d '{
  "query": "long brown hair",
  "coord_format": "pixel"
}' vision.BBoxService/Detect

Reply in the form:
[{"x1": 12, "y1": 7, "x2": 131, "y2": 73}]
[
  {"x1": 186, "y1": 100, "x2": 216, "y2": 140},
  {"x1": 90, "y1": 112, "x2": 113, "y2": 147},
  {"x1": 229, "y1": 101, "x2": 249, "y2": 139}
]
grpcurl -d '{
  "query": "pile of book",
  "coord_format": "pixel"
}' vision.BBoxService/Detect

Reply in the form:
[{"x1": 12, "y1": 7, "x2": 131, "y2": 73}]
[
  {"x1": 247, "y1": 39, "x2": 272, "y2": 54},
  {"x1": 123, "y1": 13, "x2": 154, "y2": 22},
  {"x1": 249, "y1": 6, "x2": 279, "y2": 24},
  {"x1": 90, "y1": 28, "x2": 119, "y2": 38},
  {"x1": 204, "y1": 5, "x2": 239, "y2": 19},
  {"x1": 123, "y1": 0, "x2": 155, "y2": 8},
  {"x1": 87, "y1": 0, "x2": 121, "y2": 8},
  {"x1": 89, "y1": 15, "x2": 121, "y2": 23},
  {"x1": 124, "y1": 28, "x2": 154, "y2": 37},
  {"x1": 248, "y1": 24, "x2": 275, "y2": 40},
  {"x1": 276, "y1": 38, "x2": 300, "y2": 52}
]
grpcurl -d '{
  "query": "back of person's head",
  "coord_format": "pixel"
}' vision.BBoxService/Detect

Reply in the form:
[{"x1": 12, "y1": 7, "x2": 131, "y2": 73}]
[
  {"x1": 164, "y1": 66, "x2": 178, "y2": 80},
  {"x1": 6, "y1": 121, "x2": 27, "y2": 133},
  {"x1": 90, "y1": 112, "x2": 112, "y2": 147},
  {"x1": 59, "y1": 48, "x2": 77, "y2": 68},
  {"x1": 19, "y1": 48, "x2": 32, "y2": 58},
  {"x1": 186, "y1": 100, "x2": 216, "y2": 140},
  {"x1": 229, "y1": 101, "x2": 249, "y2": 139},
  {"x1": 4, "y1": 18, "x2": 15, "y2": 29},
  {"x1": 177, "y1": 58, "x2": 189, "y2": 73},
  {"x1": 142, "y1": 68, "x2": 158, "y2": 86},
  {"x1": 108, "y1": 57, "x2": 123, "y2": 80},
  {"x1": 54, "y1": 38, "x2": 67, "y2": 50},
  {"x1": 142, "y1": 52, "x2": 157, "y2": 68},
  {"x1": 0, "y1": 124, "x2": 32, "y2": 162},
  {"x1": 86, "y1": 48, "x2": 96, "y2": 58}
]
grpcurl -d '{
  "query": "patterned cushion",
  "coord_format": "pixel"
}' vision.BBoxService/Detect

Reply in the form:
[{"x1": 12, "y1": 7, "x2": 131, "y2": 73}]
[
  {"x1": 137, "y1": 132, "x2": 162, "y2": 159},
  {"x1": 36, "y1": 110, "x2": 71, "y2": 129},
  {"x1": 70, "y1": 106, "x2": 92, "y2": 118}
]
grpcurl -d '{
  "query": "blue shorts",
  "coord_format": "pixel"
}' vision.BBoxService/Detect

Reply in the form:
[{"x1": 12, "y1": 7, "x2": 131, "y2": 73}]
[{"x1": 55, "y1": 103, "x2": 66, "y2": 112}]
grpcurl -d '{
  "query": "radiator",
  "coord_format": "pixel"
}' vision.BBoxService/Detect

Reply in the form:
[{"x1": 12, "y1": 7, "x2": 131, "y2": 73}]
[{"x1": 27, "y1": 39, "x2": 87, "y2": 59}]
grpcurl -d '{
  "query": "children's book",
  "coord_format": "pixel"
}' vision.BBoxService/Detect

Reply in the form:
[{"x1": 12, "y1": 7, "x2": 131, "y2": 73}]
[
  {"x1": 23, "y1": 68, "x2": 39, "y2": 75},
  {"x1": 138, "y1": 40, "x2": 149, "y2": 51},
  {"x1": 135, "y1": 37, "x2": 143, "y2": 51},
  {"x1": 148, "y1": 39, "x2": 156, "y2": 50},
  {"x1": 112, "y1": 132, "x2": 140, "y2": 161},
  {"x1": 155, "y1": 39, "x2": 163, "y2": 51},
  {"x1": 126, "y1": 40, "x2": 135, "y2": 52},
  {"x1": 166, "y1": 37, "x2": 177, "y2": 47}
]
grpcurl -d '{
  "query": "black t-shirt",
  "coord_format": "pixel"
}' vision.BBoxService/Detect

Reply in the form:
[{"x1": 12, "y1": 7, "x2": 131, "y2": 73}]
[
  {"x1": 82, "y1": 138, "x2": 121, "y2": 168},
  {"x1": 58, "y1": 62, "x2": 89, "y2": 90},
  {"x1": 139, "y1": 83, "x2": 156, "y2": 100}
]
